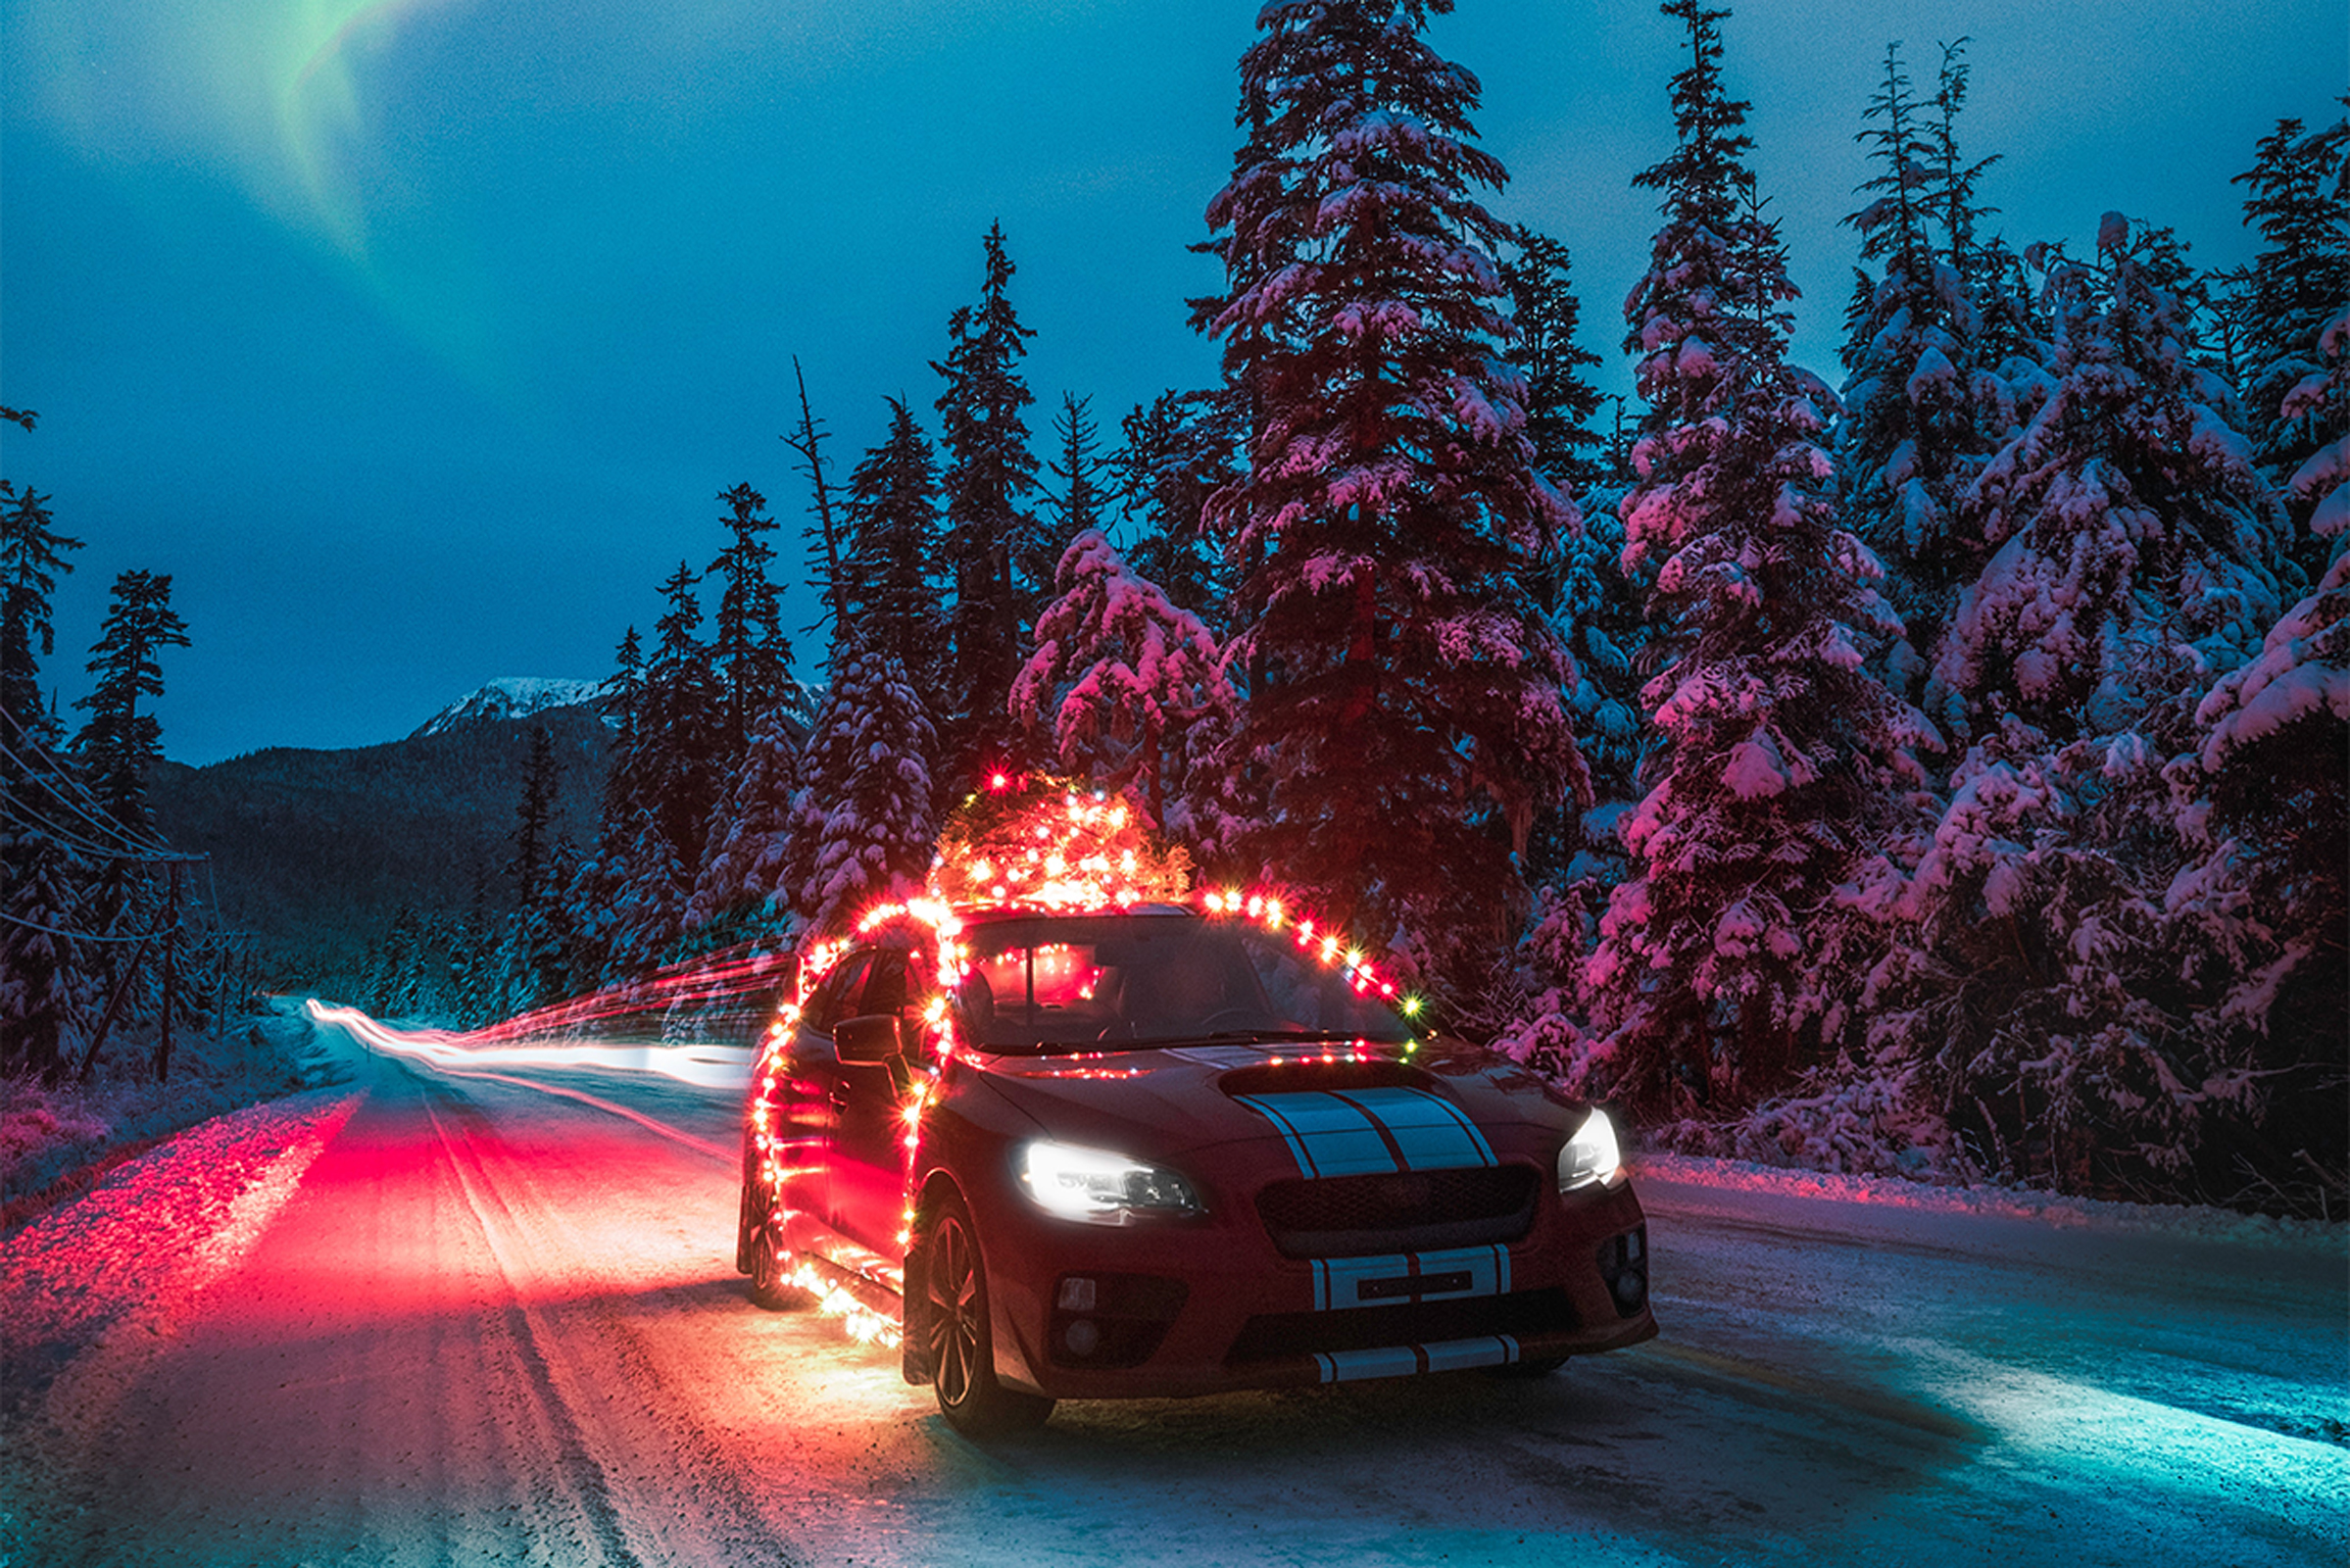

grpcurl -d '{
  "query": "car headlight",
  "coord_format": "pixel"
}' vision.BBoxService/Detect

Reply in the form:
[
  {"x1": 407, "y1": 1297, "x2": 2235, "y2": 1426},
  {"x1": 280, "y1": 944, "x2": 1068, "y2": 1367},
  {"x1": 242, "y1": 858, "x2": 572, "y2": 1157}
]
[
  {"x1": 1557, "y1": 1108, "x2": 1625, "y2": 1192},
  {"x1": 1019, "y1": 1141, "x2": 1201, "y2": 1222}
]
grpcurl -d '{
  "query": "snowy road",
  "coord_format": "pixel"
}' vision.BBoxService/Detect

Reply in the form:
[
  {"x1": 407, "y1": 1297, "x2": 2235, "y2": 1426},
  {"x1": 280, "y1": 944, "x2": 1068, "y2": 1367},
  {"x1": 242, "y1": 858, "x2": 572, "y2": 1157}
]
[{"x1": 5, "y1": 1012, "x2": 2343, "y2": 1568}]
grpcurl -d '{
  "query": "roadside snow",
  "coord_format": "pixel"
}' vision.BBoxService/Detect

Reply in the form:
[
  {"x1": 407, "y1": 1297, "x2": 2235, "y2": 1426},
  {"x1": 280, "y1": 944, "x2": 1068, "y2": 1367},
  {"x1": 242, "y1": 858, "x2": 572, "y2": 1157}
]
[
  {"x1": 0, "y1": 1085, "x2": 360, "y2": 1424},
  {"x1": 1635, "y1": 1152, "x2": 2344, "y2": 1250}
]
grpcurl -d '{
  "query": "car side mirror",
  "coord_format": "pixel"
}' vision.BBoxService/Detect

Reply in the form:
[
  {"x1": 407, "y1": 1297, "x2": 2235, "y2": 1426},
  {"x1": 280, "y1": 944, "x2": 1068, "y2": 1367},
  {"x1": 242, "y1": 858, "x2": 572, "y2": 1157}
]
[{"x1": 835, "y1": 1013, "x2": 904, "y2": 1065}]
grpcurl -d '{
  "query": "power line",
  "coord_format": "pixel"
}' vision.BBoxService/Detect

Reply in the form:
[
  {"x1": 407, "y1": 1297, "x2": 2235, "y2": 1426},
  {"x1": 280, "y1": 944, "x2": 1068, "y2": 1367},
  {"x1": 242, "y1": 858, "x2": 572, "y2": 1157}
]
[
  {"x1": 0, "y1": 713, "x2": 197, "y2": 862},
  {"x1": 0, "y1": 906, "x2": 171, "y2": 944},
  {"x1": 0, "y1": 752, "x2": 177, "y2": 858}
]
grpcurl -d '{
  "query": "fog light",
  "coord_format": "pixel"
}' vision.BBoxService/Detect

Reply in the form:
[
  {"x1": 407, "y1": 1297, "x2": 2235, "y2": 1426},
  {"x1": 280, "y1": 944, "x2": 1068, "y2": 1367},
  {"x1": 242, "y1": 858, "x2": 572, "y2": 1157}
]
[
  {"x1": 1056, "y1": 1276, "x2": 1098, "y2": 1311},
  {"x1": 1612, "y1": 1270, "x2": 1647, "y2": 1313},
  {"x1": 1063, "y1": 1318, "x2": 1102, "y2": 1357}
]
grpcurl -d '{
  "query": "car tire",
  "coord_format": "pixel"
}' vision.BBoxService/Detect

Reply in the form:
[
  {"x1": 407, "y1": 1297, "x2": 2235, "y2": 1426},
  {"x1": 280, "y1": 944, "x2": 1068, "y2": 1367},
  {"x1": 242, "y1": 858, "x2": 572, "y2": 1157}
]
[
  {"x1": 921, "y1": 1192, "x2": 1053, "y2": 1437},
  {"x1": 742, "y1": 1177, "x2": 812, "y2": 1310}
]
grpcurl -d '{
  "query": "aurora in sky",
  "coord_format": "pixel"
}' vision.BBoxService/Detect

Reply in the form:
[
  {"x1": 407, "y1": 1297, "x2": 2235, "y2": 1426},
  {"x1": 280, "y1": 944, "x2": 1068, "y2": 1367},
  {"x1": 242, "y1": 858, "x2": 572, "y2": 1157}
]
[{"x1": 1, "y1": 0, "x2": 2335, "y2": 763}]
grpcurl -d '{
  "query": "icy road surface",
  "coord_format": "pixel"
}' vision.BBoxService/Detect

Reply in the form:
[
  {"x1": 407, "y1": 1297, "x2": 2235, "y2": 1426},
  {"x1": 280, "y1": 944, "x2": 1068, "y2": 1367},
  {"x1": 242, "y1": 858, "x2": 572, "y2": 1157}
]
[{"x1": 3, "y1": 1009, "x2": 2342, "y2": 1568}]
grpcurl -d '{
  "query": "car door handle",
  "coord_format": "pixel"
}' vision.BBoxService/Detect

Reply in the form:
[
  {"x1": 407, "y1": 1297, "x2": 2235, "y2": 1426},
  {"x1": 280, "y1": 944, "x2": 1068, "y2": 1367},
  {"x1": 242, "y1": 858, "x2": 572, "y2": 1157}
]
[{"x1": 829, "y1": 1084, "x2": 852, "y2": 1110}]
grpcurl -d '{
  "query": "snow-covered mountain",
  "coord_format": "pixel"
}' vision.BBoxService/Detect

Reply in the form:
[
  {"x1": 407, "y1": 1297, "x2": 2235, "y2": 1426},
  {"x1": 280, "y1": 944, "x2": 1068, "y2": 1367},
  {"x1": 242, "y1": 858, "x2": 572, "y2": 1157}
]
[{"x1": 409, "y1": 677, "x2": 610, "y2": 739}]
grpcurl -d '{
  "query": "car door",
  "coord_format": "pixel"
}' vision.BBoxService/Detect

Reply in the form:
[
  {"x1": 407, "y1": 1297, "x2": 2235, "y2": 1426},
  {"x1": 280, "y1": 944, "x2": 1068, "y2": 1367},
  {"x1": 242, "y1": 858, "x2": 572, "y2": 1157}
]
[
  {"x1": 789, "y1": 949, "x2": 875, "y2": 1231},
  {"x1": 828, "y1": 946, "x2": 925, "y2": 1255}
]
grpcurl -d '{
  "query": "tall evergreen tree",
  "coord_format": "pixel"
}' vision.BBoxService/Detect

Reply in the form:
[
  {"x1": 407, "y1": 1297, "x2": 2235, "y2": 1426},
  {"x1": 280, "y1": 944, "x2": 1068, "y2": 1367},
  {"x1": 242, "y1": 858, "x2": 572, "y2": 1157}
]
[
  {"x1": 597, "y1": 565, "x2": 718, "y2": 981},
  {"x1": 1195, "y1": 0, "x2": 1584, "y2": 980},
  {"x1": 1046, "y1": 393, "x2": 1106, "y2": 553},
  {"x1": 1500, "y1": 226, "x2": 1606, "y2": 495},
  {"x1": 794, "y1": 641, "x2": 940, "y2": 938},
  {"x1": 1836, "y1": 40, "x2": 2009, "y2": 706},
  {"x1": 0, "y1": 449, "x2": 87, "y2": 1079},
  {"x1": 933, "y1": 222, "x2": 1042, "y2": 793},
  {"x1": 1112, "y1": 387, "x2": 1240, "y2": 628},
  {"x1": 2230, "y1": 108, "x2": 2350, "y2": 553},
  {"x1": 73, "y1": 569, "x2": 188, "y2": 835},
  {"x1": 686, "y1": 698, "x2": 802, "y2": 936},
  {"x1": 508, "y1": 722, "x2": 561, "y2": 911},
  {"x1": 1939, "y1": 215, "x2": 2284, "y2": 748},
  {"x1": 1583, "y1": 0, "x2": 1909, "y2": 1114},
  {"x1": 69, "y1": 568, "x2": 187, "y2": 1018},
  {"x1": 705, "y1": 482, "x2": 796, "y2": 764},
  {"x1": 0, "y1": 478, "x2": 78, "y2": 753},
  {"x1": 840, "y1": 397, "x2": 945, "y2": 683}
]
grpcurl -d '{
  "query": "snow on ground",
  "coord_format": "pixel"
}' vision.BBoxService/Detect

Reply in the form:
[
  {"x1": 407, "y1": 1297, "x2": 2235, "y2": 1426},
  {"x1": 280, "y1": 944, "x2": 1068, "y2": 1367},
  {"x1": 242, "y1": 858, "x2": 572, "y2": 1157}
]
[
  {"x1": 1633, "y1": 1152, "x2": 2339, "y2": 1250},
  {"x1": 0, "y1": 1084, "x2": 360, "y2": 1425},
  {"x1": 1, "y1": 1000, "x2": 346, "y2": 1218},
  {"x1": 5, "y1": 1008, "x2": 2342, "y2": 1566}
]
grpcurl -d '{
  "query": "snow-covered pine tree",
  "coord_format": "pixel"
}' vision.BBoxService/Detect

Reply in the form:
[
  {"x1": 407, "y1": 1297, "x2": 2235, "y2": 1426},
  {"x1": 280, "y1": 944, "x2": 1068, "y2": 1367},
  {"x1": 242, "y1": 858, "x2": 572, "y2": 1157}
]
[
  {"x1": 685, "y1": 698, "x2": 801, "y2": 938},
  {"x1": 1545, "y1": 500, "x2": 1648, "y2": 813},
  {"x1": 1836, "y1": 41, "x2": 2007, "y2": 700},
  {"x1": 0, "y1": 823, "x2": 76, "y2": 1081},
  {"x1": 1939, "y1": 215, "x2": 2285, "y2": 750},
  {"x1": 840, "y1": 397, "x2": 945, "y2": 685},
  {"x1": 599, "y1": 564, "x2": 720, "y2": 982},
  {"x1": 797, "y1": 640, "x2": 940, "y2": 939},
  {"x1": 1195, "y1": 0, "x2": 1584, "y2": 983},
  {"x1": 1500, "y1": 226, "x2": 1606, "y2": 496},
  {"x1": 933, "y1": 223, "x2": 1042, "y2": 794},
  {"x1": 1011, "y1": 528, "x2": 1231, "y2": 830},
  {"x1": 2283, "y1": 304, "x2": 2349, "y2": 554},
  {"x1": 1847, "y1": 217, "x2": 2299, "y2": 1201},
  {"x1": 2230, "y1": 109, "x2": 2349, "y2": 564},
  {"x1": 1497, "y1": 223, "x2": 1624, "y2": 891},
  {"x1": 705, "y1": 482, "x2": 796, "y2": 766},
  {"x1": 0, "y1": 462, "x2": 86, "y2": 1080},
  {"x1": 2161, "y1": 546, "x2": 2348, "y2": 1211},
  {"x1": 1582, "y1": 0, "x2": 1909, "y2": 1115},
  {"x1": 1112, "y1": 387, "x2": 1239, "y2": 629}
]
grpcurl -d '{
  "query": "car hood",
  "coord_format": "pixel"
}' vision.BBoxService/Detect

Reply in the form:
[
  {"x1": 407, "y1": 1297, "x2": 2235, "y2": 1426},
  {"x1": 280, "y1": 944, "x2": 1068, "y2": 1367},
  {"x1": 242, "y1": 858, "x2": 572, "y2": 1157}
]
[{"x1": 956, "y1": 1034, "x2": 1587, "y2": 1164}]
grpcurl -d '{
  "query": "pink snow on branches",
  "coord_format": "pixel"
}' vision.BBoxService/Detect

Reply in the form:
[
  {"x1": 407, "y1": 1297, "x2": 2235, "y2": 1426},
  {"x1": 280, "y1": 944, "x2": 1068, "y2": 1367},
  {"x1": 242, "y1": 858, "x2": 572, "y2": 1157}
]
[
  {"x1": 2194, "y1": 552, "x2": 2350, "y2": 769},
  {"x1": 1012, "y1": 529, "x2": 1230, "y2": 819}
]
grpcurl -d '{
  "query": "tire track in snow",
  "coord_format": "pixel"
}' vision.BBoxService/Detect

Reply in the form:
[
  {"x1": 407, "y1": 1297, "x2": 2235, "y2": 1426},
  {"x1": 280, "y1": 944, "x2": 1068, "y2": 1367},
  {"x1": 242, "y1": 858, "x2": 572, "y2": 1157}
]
[{"x1": 418, "y1": 1079, "x2": 807, "y2": 1567}]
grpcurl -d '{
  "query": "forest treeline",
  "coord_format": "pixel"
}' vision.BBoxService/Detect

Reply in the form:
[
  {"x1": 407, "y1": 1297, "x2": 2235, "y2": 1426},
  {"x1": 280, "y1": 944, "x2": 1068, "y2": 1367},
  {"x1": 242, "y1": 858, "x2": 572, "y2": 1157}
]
[{"x1": 5, "y1": 2, "x2": 2342, "y2": 1215}]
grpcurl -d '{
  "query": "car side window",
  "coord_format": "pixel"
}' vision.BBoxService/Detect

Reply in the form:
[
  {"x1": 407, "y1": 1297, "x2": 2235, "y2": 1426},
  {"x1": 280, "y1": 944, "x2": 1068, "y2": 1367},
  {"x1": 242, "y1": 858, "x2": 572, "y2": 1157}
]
[
  {"x1": 858, "y1": 950, "x2": 913, "y2": 1019},
  {"x1": 802, "y1": 952, "x2": 874, "y2": 1033}
]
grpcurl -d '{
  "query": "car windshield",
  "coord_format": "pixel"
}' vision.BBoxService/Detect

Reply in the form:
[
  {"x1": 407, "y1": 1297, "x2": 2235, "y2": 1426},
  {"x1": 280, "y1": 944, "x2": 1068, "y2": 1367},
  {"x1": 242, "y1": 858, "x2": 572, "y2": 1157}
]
[{"x1": 953, "y1": 914, "x2": 1414, "y2": 1053}]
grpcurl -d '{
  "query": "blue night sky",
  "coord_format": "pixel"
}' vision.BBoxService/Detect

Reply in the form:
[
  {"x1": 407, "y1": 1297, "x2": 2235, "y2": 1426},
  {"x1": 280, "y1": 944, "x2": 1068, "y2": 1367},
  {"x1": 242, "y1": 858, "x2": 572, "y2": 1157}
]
[{"x1": 1, "y1": 0, "x2": 2336, "y2": 765}]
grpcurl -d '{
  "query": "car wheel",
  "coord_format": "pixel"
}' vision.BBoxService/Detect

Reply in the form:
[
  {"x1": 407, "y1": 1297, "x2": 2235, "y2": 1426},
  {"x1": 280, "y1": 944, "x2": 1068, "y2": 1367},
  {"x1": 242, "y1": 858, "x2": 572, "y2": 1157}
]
[
  {"x1": 742, "y1": 1179, "x2": 810, "y2": 1310},
  {"x1": 922, "y1": 1193, "x2": 1053, "y2": 1437}
]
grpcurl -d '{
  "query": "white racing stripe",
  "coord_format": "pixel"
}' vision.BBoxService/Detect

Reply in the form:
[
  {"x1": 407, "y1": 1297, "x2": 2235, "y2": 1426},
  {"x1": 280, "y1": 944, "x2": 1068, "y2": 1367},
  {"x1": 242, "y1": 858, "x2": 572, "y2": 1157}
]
[
  {"x1": 1312, "y1": 1336, "x2": 1523, "y2": 1383},
  {"x1": 1311, "y1": 1245, "x2": 1511, "y2": 1311},
  {"x1": 1236, "y1": 1086, "x2": 1495, "y2": 1177}
]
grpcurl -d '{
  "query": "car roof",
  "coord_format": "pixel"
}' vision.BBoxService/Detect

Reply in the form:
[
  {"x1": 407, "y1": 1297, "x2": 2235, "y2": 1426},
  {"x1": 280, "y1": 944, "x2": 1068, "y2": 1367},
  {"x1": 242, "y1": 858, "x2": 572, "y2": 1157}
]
[{"x1": 953, "y1": 902, "x2": 1198, "y2": 926}]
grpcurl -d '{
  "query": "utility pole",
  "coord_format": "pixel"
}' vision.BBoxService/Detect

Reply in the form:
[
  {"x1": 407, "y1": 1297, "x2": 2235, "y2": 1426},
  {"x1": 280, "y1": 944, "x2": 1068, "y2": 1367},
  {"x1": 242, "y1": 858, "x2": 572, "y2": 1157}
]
[{"x1": 155, "y1": 859, "x2": 181, "y2": 1083}]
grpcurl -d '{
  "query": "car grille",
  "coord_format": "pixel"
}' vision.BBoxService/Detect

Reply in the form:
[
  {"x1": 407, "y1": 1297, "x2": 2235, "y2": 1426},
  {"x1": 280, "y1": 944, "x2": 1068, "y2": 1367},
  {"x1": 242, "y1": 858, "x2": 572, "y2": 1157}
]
[
  {"x1": 1254, "y1": 1164, "x2": 1541, "y2": 1258},
  {"x1": 1224, "y1": 1289, "x2": 1577, "y2": 1367}
]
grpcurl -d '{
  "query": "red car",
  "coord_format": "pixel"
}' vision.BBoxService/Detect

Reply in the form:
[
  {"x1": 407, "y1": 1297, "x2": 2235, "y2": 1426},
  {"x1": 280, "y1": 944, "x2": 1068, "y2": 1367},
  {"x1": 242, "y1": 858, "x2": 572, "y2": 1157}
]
[{"x1": 736, "y1": 901, "x2": 1656, "y2": 1435}]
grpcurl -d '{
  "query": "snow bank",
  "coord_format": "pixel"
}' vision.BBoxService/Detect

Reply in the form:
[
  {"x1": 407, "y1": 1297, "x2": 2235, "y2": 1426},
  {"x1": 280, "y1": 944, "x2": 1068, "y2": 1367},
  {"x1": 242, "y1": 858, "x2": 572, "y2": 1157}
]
[
  {"x1": 1635, "y1": 1150, "x2": 2346, "y2": 1251},
  {"x1": 1, "y1": 1003, "x2": 346, "y2": 1216},
  {"x1": 0, "y1": 1086, "x2": 360, "y2": 1421}
]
